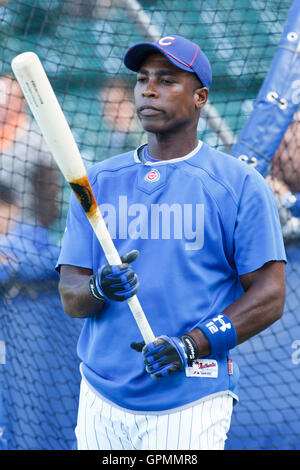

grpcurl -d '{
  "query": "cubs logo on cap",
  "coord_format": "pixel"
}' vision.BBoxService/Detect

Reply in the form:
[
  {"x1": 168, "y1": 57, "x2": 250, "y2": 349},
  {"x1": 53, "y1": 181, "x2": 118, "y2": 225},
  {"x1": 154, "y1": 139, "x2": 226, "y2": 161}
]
[
  {"x1": 124, "y1": 34, "x2": 212, "y2": 89},
  {"x1": 144, "y1": 169, "x2": 160, "y2": 183}
]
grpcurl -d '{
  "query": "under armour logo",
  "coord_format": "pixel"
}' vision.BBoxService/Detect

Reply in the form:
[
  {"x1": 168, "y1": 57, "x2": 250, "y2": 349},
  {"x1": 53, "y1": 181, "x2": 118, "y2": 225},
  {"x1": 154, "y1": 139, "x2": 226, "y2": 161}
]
[{"x1": 206, "y1": 315, "x2": 231, "y2": 334}]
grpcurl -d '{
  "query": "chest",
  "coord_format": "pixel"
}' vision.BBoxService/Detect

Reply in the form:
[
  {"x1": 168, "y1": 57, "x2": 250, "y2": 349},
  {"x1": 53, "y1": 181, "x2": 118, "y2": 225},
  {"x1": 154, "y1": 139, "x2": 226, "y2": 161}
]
[{"x1": 93, "y1": 165, "x2": 236, "y2": 254}]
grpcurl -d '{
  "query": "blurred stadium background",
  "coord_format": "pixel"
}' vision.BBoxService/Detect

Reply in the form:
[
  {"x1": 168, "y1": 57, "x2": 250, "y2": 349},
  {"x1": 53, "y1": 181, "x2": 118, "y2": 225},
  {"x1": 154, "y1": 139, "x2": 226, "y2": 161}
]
[{"x1": 0, "y1": 0, "x2": 299, "y2": 450}]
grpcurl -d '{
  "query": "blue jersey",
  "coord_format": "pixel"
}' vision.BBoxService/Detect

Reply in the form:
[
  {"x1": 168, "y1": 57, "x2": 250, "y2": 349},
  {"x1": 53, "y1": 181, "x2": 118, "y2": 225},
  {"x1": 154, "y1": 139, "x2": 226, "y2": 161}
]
[{"x1": 56, "y1": 141, "x2": 286, "y2": 412}]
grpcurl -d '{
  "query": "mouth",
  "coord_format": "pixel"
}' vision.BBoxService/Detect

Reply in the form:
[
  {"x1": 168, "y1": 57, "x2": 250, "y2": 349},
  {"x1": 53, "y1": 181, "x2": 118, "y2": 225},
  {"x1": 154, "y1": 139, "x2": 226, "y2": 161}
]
[{"x1": 138, "y1": 105, "x2": 163, "y2": 116}]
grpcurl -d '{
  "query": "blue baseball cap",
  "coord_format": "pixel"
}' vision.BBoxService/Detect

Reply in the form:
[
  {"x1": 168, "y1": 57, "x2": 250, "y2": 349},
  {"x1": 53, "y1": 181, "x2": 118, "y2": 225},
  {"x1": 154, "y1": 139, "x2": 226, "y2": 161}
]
[{"x1": 124, "y1": 35, "x2": 212, "y2": 89}]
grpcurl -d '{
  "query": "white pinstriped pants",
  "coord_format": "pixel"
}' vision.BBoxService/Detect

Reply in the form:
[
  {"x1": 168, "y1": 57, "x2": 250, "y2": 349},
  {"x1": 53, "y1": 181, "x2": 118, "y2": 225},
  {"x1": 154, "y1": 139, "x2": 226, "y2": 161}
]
[{"x1": 75, "y1": 379, "x2": 233, "y2": 450}]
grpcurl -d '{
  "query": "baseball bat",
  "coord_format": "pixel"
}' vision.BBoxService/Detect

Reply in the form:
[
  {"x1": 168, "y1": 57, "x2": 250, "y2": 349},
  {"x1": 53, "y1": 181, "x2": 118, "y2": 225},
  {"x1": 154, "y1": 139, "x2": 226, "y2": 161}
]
[{"x1": 11, "y1": 51, "x2": 155, "y2": 344}]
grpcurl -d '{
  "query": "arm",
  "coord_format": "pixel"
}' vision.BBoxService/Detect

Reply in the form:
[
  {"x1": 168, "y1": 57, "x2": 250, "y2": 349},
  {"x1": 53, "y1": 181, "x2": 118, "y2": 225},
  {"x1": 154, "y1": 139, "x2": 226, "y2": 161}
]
[
  {"x1": 58, "y1": 265, "x2": 105, "y2": 318},
  {"x1": 135, "y1": 171, "x2": 287, "y2": 378},
  {"x1": 135, "y1": 260, "x2": 286, "y2": 379},
  {"x1": 58, "y1": 250, "x2": 140, "y2": 318},
  {"x1": 187, "y1": 260, "x2": 286, "y2": 356}
]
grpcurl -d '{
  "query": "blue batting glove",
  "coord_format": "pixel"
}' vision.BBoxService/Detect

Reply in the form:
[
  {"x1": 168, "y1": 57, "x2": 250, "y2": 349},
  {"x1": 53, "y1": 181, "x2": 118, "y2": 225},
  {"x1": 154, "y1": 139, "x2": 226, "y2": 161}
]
[
  {"x1": 90, "y1": 250, "x2": 139, "y2": 302},
  {"x1": 131, "y1": 334, "x2": 199, "y2": 379}
]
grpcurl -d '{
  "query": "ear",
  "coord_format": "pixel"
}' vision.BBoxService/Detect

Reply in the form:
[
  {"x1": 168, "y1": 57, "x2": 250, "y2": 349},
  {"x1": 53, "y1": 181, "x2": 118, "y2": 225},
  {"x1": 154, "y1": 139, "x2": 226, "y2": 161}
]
[{"x1": 194, "y1": 87, "x2": 209, "y2": 109}]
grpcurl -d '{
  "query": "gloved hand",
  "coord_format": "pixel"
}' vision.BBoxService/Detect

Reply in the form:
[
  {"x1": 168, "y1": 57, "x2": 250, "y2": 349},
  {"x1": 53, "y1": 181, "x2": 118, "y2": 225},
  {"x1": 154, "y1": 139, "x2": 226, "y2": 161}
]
[
  {"x1": 90, "y1": 250, "x2": 139, "y2": 302},
  {"x1": 131, "y1": 334, "x2": 199, "y2": 379}
]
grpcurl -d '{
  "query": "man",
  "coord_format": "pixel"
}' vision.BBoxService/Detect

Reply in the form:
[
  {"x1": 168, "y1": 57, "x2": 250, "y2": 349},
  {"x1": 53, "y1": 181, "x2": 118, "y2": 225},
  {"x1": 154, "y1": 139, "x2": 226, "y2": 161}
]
[
  {"x1": 266, "y1": 111, "x2": 300, "y2": 241},
  {"x1": 0, "y1": 166, "x2": 60, "y2": 284},
  {"x1": 57, "y1": 35, "x2": 286, "y2": 450},
  {"x1": 268, "y1": 111, "x2": 300, "y2": 197},
  {"x1": 0, "y1": 74, "x2": 53, "y2": 221},
  {"x1": 0, "y1": 171, "x2": 61, "y2": 450}
]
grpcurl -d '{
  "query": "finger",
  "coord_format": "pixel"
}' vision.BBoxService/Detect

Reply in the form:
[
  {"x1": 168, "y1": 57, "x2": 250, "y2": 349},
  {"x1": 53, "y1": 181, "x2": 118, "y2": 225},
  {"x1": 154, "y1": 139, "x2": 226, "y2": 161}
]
[
  {"x1": 112, "y1": 281, "x2": 139, "y2": 300},
  {"x1": 103, "y1": 269, "x2": 135, "y2": 284},
  {"x1": 143, "y1": 348, "x2": 167, "y2": 367},
  {"x1": 149, "y1": 362, "x2": 181, "y2": 379},
  {"x1": 107, "y1": 264, "x2": 132, "y2": 276},
  {"x1": 130, "y1": 341, "x2": 145, "y2": 352},
  {"x1": 145, "y1": 355, "x2": 178, "y2": 370},
  {"x1": 154, "y1": 364, "x2": 180, "y2": 378},
  {"x1": 143, "y1": 337, "x2": 166, "y2": 356},
  {"x1": 109, "y1": 275, "x2": 139, "y2": 294},
  {"x1": 120, "y1": 250, "x2": 139, "y2": 264},
  {"x1": 145, "y1": 357, "x2": 168, "y2": 374},
  {"x1": 102, "y1": 263, "x2": 134, "y2": 279},
  {"x1": 112, "y1": 272, "x2": 136, "y2": 285},
  {"x1": 149, "y1": 363, "x2": 174, "y2": 379}
]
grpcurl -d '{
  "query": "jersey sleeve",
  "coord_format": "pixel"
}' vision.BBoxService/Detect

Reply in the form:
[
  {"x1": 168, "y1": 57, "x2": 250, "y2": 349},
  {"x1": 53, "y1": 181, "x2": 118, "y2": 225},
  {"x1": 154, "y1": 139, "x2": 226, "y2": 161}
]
[
  {"x1": 56, "y1": 191, "x2": 94, "y2": 271},
  {"x1": 233, "y1": 168, "x2": 287, "y2": 275}
]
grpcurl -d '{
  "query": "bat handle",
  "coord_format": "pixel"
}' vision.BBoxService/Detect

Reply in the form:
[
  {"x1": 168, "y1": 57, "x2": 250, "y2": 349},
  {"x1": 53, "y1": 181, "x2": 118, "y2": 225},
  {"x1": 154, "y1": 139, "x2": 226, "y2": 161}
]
[
  {"x1": 99, "y1": 246, "x2": 156, "y2": 344},
  {"x1": 126, "y1": 295, "x2": 156, "y2": 344},
  {"x1": 89, "y1": 211, "x2": 156, "y2": 344}
]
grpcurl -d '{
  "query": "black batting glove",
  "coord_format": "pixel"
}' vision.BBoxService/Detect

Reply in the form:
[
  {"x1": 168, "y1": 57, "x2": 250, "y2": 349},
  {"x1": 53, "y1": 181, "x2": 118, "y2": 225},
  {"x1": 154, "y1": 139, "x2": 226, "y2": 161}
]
[
  {"x1": 131, "y1": 334, "x2": 199, "y2": 379},
  {"x1": 90, "y1": 250, "x2": 139, "y2": 302}
]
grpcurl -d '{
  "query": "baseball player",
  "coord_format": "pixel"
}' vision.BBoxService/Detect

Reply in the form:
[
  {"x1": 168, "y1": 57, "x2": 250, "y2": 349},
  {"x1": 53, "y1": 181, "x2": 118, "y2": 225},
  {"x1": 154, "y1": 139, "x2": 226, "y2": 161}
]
[{"x1": 56, "y1": 35, "x2": 286, "y2": 450}]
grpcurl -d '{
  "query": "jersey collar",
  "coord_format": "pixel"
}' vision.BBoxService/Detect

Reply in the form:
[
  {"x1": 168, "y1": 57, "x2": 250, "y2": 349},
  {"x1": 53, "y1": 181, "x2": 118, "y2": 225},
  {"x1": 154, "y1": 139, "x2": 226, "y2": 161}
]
[{"x1": 133, "y1": 140, "x2": 203, "y2": 166}]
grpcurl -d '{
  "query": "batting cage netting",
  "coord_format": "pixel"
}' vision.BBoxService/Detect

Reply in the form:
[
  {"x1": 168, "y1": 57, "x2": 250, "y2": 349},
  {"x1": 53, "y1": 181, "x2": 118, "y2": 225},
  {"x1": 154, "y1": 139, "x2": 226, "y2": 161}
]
[{"x1": 0, "y1": 0, "x2": 299, "y2": 451}]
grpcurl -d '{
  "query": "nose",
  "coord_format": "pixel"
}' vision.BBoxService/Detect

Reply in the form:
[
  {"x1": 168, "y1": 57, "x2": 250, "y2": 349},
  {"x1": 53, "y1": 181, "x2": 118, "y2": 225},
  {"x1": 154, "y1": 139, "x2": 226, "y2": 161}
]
[{"x1": 141, "y1": 79, "x2": 158, "y2": 98}]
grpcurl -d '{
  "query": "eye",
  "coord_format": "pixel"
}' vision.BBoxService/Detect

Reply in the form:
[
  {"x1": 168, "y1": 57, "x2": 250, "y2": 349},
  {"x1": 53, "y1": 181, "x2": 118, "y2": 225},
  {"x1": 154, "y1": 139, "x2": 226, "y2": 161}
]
[
  {"x1": 161, "y1": 78, "x2": 174, "y2": 85},
  {"x1": 137, "y1": 76, "x2": 147, "y2": 83}
]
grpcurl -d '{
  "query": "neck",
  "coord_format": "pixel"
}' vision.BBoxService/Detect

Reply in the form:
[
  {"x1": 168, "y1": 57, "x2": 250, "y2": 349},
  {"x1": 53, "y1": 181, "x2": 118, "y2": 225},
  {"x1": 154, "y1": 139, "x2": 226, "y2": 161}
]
[{"x1": 146, "y1": 127, "x2": 199, "y2": 161}]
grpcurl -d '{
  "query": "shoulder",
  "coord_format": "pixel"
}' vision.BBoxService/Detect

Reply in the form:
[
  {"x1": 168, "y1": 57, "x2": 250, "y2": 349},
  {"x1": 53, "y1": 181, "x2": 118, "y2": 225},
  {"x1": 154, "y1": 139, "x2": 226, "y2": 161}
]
[
  {"x1": 187, "y1": 143, "x2": 270, "y2": 204},
  {"x1": 195, "y1": 143, "x2": 264, "y2": 180},
  {"x1": 86, "y1": 150, "x2": 136, "y2": 185}
]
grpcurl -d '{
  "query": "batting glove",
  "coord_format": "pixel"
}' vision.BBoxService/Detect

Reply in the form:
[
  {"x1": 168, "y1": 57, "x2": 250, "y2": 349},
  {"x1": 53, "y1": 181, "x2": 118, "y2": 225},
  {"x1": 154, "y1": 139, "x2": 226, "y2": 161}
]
[
  {"x1": 90, "y1": 250, "x2": 139, "y2": 302},
  {"x1": 131, "y1": 334, "x2": 199, "y2": 379}
]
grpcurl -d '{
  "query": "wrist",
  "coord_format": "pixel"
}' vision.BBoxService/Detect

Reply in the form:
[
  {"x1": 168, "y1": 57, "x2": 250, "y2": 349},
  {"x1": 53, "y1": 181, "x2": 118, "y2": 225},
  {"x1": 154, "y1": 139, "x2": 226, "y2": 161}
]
[
  {"x1": 179, "y1": 334, "x2": 199, "y2": 365},
  {"x1": 196, "y1": 314, "x2": 237, "y2": 357},
  {"x1": 184, "y1": 329, "x2": 210, "y2": 357},
  {"x1": 89, "y1": 273, "x2": 106, "y2": 302}
]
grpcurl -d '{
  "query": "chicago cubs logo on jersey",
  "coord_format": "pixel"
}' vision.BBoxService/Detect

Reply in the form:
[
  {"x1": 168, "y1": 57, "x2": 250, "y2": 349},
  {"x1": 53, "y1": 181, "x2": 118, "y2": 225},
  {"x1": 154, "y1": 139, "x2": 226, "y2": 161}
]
[{"x1": 144, "y1": 169, "x2": 160, "y2": 183}]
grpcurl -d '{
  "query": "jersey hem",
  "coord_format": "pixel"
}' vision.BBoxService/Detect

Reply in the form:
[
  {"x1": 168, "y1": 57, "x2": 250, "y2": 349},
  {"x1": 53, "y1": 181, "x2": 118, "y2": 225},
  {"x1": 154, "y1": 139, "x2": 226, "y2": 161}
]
[
  {"x1": 79, "y1": 363, "x2": 238, "y2": 416},
  {"x1": 237, "y1": 256, "x2": 287, "y2": 276}
]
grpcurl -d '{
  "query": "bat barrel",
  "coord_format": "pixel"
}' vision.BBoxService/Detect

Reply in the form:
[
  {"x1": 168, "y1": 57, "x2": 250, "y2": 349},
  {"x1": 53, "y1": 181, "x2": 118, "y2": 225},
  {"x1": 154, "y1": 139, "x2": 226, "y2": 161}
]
[{"x1": 11, "y1": 52, "x2": 86, "y2": 182}]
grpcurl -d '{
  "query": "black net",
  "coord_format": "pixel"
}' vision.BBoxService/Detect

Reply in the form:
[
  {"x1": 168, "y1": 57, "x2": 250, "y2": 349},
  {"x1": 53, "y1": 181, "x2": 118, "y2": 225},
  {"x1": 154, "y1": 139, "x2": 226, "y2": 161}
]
[{"x1": 0, "y1": 0, "x2": 299, "y2": 450}]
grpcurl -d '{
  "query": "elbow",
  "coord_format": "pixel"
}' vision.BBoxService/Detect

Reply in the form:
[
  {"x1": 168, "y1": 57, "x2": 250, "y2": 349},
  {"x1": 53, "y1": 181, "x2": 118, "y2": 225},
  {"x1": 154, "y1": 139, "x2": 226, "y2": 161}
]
[
  {"x1": 270, "y1": 279, "x2": 286, "y2": 323},
  {"x1": 58, "y1": 277, "x2": 101, "y2": 318},
  {"x1": 58, "y1": 280, "x2": 78, "y2": 318}
]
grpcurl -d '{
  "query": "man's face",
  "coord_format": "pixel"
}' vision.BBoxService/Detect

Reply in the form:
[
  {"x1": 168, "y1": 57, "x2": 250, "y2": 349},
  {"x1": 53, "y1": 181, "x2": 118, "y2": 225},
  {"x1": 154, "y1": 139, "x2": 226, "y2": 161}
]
[{"x1": 134, "y1": 53, "x2": 205, "y2": 134}]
